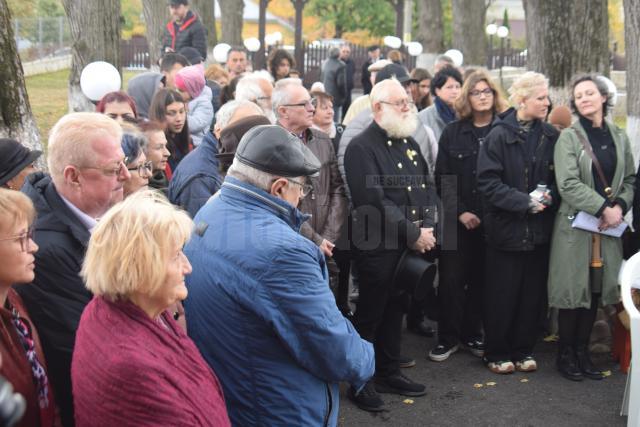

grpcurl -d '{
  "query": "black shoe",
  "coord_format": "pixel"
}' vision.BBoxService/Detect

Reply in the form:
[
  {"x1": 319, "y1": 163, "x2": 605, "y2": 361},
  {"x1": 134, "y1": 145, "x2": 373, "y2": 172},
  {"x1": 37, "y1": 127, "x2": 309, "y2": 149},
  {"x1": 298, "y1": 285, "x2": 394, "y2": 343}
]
[
  {"x1": 349, "y1": 381, "x2": 386, "y2": 412},
  {"x1": 575, "y1": 346, "x2": 605, "y2": 380},
  {"x1": 428, "y1": 343, "x2": 459, "y2": 362},
  {"x1": 407, "y1": 320, "x2": 435, "y2": 337},
  {"x1": 557, "y1": 346, "x2": 583, "y2": 382},
  {"x1": 374, "y1": 372, "x2": 427, "y2": 397},
  {"x1": 462, "y1": 339, "x2": 485, "y2": 358},
  {"x1": 399, "y1": 356, "x2": 416, "y2": 368}
]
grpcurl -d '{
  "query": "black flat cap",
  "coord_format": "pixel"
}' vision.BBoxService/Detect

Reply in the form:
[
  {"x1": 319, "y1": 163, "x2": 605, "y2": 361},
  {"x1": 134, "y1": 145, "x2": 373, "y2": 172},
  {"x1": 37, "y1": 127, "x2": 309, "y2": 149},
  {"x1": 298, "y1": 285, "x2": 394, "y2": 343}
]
[
  {"x1": 235, "y1": 125, "x2": 321, "y2": 177},
  {"x1": 375, "y1": 63, "x2": 411, "y2": 84},
  {"x1": 0, "y1": 139, "x2": 41, "y2": 187}
]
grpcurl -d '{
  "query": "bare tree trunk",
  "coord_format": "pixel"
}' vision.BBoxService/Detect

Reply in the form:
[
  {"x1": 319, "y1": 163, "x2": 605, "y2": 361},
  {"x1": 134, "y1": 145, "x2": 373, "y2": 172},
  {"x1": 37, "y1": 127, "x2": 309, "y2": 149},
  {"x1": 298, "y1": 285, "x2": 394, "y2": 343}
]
[
  {"x1": 417, "y1": 0, "x2": 443, "y2": 54},
  {"x1": 524, "y1": 0, "x2": 608, "y2": 89},
  {"x1": 63, "y1": 0, "x2": 121, "y2": 112},
  {"x1": 0, "y1": 0, "x2": 41, "y2": 152},
  {"x1": 624, "y1": 0, "x2": 640, "y2": 161},
  {"x1": 143, "y1": 0, "x2": 169, "y2": 70},
  {"x1": 292, "y1": 0, "x2": 307, "y2": 77},
  {"x1": 452, "y1": 0, "x2": 488, "y2": 66},
  {"x1": 192, "y1": 0, "x2": 217, "y2": 53},
  {"x1": 218, "y1": 0, "x2": 243, "y2": 46}
]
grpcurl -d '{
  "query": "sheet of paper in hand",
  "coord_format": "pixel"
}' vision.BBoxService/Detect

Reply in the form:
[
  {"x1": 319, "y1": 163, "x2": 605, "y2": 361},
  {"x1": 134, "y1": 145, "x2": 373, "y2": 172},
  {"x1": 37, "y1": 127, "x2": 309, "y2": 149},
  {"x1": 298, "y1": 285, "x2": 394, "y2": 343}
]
[{"x1": 571, "y1": 211, "x2": 628, "y2": 238}]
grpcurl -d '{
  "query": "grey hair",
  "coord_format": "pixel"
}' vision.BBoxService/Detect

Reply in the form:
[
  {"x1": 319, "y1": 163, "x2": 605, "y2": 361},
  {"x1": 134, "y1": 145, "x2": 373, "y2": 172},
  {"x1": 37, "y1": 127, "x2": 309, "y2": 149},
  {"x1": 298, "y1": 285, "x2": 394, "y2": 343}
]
[
  {"x1": 370, "y1": 77, "x2": 401, "y2": 107},
  {"x1": 235, "y1": 74, "x2": 267, "y2": 103},
  {"x1": 272, "y1": 77, "x2": 304, "y2": 119},
  {"x1": 215, "y1": 100, "x2": 263, "y2": 129},
  {"x1": 226, "y1": 157, "x2": 278, "y2": 191},
  {"x1": 329, "y1": 47, "x2": 340, "y2": 59}
]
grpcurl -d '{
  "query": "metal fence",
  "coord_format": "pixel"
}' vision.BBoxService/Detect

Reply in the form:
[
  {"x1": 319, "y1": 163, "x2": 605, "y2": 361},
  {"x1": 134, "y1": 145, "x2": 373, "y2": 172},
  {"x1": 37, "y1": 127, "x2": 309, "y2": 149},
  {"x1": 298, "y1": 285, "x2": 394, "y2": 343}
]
[{"x1": 13, "y1": 17, "x2": 72, "y2": 62}]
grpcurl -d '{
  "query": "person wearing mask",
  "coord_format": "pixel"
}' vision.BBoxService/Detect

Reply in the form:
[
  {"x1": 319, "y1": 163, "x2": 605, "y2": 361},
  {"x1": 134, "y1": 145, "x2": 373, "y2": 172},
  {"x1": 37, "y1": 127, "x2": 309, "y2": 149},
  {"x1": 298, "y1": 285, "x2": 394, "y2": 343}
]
[
  {"x1": 161, "y1": 0, "x2": 207, "y2": 59},
  {"x1": 549, "y1": 74, "x2": 635, "y2": 381},
  {"x1": 477, "y1": 72, "x2": 559, "y2": 375},
  {"x1": 431, "y1": 70, "x2": 509, "y2": 362},
  {"x1": 0, "y1": 139, "x2": 40, "y2": 191},
  {"x1": 418, "y1": 66, "x2": 463, "y2": 141},
  {"x1": 0, "y1": 188, "x2": 60, "y2": 427},
  {"x1": 72, "y1": 190, "x2": 230, "y2": 426}
]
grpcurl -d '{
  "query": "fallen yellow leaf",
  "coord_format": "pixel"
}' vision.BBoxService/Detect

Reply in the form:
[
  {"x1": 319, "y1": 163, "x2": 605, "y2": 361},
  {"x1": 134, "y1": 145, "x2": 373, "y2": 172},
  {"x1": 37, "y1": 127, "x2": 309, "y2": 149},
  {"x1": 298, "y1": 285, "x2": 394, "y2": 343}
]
[
  {"x1": 403, "y1": 399, "x2": 414, "y2": 404},
  {"x1": 520, "y1": 378, "x2": 529, "y2": 383},
  {"x1": 543, "y1": 334, "x2": 559, "y2": 342},
  {"x1": 486, "y1": 382, "x2": 497, "y2": 386},
  {"x1": 473, "y1": 383, "x2": 484, "y2": 388},
  {"x1": 603, "y1": 370, "x2": 612, "y2": 377}
]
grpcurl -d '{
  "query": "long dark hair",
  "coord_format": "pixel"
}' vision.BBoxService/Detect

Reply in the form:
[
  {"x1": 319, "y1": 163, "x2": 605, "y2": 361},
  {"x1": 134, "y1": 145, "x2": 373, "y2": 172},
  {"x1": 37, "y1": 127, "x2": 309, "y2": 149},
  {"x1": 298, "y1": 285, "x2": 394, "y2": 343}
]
[
  {"x1": 149, "y1": 89, "x2": 191, "y2": 167},
  {"x1": 268, "y1": 49, "x2": 295, "y2": 81}
]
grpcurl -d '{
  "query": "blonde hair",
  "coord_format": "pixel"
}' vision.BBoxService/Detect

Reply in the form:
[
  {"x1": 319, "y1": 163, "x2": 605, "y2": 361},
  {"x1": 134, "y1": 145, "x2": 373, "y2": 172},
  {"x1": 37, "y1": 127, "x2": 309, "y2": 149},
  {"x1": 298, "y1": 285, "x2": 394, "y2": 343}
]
[
  {"x1": 455, "y1": 70, "x2": 509, "y2": 120},
  {"x1": 0, "y1": 188, "x2": 35, "y2": 234},
  {"x1": 204, "y1": 63, "x2": 229, "y2": 83},
  {"x1": 81, "y1": 190, "x2": 193, "y2": 301},
  {"x1": 47, "y1": 113, "x2": 123, "y2": 185},
  {"x1": 508, "y1": 71, "x2": 549, "y2": 106}
]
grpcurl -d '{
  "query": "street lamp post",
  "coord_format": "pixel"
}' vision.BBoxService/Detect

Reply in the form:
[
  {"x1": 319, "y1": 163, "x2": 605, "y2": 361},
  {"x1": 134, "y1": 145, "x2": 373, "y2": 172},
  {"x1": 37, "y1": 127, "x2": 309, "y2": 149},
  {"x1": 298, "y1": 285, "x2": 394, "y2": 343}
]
[
  {"x1": 485, "y1": 23, "x2": 497, "y2": 69},
  {"x1": 496, "y1": 25, "x2": 509, "y2": 88}
]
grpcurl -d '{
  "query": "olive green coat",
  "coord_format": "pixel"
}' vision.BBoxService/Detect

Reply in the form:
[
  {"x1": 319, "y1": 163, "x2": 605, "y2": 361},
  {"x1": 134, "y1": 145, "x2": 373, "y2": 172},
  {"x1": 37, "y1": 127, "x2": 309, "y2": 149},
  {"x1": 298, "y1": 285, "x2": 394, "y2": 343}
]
[{"x1": 548, "y1": 120, "x2": 635, "y2": 308}]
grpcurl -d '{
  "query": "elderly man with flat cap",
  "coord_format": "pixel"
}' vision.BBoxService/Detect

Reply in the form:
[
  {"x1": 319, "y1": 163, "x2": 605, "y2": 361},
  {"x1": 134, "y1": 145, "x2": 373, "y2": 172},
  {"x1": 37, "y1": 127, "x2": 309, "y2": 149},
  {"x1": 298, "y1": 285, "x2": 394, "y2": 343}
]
[{"x1": 184, "y1": 125, "x2": 374, "y2": 427}]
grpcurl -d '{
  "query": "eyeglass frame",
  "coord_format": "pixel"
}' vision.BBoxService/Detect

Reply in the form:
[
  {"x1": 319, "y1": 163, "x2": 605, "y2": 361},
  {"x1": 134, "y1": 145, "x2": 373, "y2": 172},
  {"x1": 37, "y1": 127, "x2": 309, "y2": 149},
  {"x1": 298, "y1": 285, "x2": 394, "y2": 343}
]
[
  {"x1": 0, "y1": 226, "x2": 35, "y2": 252},
  {"x1": 469, "y1": 88, "x2": 494, "y2": 98},
  {"x1": 281, "y1": 98, "x2": 317, "y2": 109},
  {"x1": 78, "y1": 160, "x2": 128, "y2": 177},
  {"x1": 285, "y1": 178, "x2": 313, "y2": 197},
  {"x1": 127, "y1": 161, "x2": 154, "y2": 177},
  {"x1": 379, "y1": 99, "x2": 415, "y2": 108}
]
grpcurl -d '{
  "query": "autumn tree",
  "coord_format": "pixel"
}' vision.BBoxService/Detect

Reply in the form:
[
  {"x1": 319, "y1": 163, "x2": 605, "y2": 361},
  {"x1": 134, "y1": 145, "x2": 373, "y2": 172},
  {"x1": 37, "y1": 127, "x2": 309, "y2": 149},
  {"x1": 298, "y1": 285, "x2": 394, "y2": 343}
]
[
  {"x1": 218, "y1": 0, "x2": 243, "y2": 46},
  {"x1": 62, "y1": 0, "x2": 121, "y2": 111},
  {"x1": 0, "y1": 0, "x2": 41, "y2": 151},
  {"x1": 417, "y1": 0, "x2": 444, "y2": 54},
  {"x1": 624, "y1": 0, "x2": 640, "y2": 158},
  {"x1": 451, "y1": 0, "x2": 492, "y2": 66},
  {"x1": 307, "y1": 0, "x2": 394, "y2": 38},
  {"x1": 524, "y1": 0, "x2": 609, "y2": 90}
]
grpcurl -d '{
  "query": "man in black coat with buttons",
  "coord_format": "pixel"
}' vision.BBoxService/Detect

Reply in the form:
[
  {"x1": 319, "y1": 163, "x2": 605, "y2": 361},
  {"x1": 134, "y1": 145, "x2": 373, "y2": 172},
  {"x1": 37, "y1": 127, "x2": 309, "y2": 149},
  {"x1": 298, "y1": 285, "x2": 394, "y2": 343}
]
[{"x1": 344, "y1": 78, "x2": 438, "y2": 412}]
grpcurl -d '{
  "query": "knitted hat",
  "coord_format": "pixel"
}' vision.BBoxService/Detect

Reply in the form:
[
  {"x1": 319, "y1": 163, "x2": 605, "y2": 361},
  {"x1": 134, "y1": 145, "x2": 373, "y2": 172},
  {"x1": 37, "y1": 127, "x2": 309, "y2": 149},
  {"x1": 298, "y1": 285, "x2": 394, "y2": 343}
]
[{"x1": 174, "y1": 64, "x2": 205, "y2": 99}]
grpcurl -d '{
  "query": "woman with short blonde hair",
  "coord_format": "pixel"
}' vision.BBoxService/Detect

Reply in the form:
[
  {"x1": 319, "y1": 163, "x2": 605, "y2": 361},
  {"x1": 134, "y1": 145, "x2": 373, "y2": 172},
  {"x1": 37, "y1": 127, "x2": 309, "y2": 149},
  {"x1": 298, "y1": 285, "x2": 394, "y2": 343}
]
[
  {"x1": 0, "y1": 188, "x2": 60, "y2": 427},
  {"x1": 72, "y1": 190, "x2": 230, "y2": 426}
]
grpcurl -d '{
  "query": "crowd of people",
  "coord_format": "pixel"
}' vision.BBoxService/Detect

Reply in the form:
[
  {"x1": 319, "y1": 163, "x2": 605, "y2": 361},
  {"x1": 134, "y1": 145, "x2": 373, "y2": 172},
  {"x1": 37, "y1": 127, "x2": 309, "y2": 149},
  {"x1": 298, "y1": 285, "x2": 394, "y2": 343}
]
[{"x1": 1, "y1": 1, "x2": 637, "y2": 426}]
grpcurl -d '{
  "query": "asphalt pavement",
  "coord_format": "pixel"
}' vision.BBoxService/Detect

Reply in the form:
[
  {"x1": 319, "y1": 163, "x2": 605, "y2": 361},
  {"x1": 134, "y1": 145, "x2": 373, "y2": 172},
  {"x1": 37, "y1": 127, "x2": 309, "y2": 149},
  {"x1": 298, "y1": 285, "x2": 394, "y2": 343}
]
[{"x1": 337, "y1": 322, "x2": 628, "y2": 427}]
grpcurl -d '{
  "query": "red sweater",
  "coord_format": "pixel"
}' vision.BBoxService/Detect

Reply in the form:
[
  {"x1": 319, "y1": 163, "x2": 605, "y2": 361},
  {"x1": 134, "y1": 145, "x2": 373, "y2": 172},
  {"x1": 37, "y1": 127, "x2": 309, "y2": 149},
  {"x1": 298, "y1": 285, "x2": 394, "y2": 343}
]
[{"x1": 71, "y1": 297, "x2": 230, "y2": 427}]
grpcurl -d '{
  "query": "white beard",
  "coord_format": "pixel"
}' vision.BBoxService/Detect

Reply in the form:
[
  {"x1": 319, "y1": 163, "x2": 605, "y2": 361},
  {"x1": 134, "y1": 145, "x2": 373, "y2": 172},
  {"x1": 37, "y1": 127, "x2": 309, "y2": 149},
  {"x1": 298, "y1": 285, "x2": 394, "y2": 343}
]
[{"x1": 378, "y1": 105, "x2": 418, "y2": 138}]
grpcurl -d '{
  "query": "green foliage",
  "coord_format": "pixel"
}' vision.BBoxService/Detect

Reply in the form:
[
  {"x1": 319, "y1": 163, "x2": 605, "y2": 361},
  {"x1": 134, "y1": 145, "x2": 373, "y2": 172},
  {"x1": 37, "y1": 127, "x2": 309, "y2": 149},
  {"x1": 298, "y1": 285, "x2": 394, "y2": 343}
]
[
  {"x1": 7, "y1": 0, "x2": 36, "y2": 18},
  {"x1": 307, "y1": 0, "x2": 394, "y2": 38},
  {"x1": 502, "y1": 8, "x2": 509, "y2": 29},
  {"x1": 36, "y1": 0, "x2": 63, "y2": 16},
  {"x1": 121, "y1": 0, "x2": 144, "y2": 39},
  {"x1": 442, "y1": 0, "x2": 451, "y2": 46}
]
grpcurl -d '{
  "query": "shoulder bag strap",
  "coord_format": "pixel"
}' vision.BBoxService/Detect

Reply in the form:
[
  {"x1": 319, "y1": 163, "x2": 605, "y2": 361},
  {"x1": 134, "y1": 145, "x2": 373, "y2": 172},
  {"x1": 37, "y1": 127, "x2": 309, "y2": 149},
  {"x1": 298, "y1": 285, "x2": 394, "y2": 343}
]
[{"x1": 574, "y1": 129, "x2": 613, "y2": 199}]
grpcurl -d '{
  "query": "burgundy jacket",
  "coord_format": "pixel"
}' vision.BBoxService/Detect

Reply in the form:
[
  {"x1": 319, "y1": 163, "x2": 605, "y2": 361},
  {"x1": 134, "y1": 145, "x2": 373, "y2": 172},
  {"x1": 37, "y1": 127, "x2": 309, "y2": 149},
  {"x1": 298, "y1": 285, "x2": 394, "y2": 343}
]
[
  {"x1": 0, "y1": 288, "x2": 59, "y2": 427},
  {"x1": 71, "y1": 297, "x2": 230, "y2": 427}
]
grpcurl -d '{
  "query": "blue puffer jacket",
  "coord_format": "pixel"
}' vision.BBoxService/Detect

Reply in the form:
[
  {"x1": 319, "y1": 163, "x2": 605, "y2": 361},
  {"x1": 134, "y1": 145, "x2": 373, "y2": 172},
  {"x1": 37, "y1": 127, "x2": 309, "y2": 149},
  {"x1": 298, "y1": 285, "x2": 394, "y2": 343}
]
[{"x1": 184, "y1": 177, "x2": 374, "y2": 427}]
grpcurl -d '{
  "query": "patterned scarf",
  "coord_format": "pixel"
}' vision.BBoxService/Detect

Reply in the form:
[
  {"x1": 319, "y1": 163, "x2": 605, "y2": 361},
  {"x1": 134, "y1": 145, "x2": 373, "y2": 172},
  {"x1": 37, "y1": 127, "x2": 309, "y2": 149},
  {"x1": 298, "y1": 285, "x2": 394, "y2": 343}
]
[{"x1": 9, "y1": 302, "x2": 50, "y2": 409}]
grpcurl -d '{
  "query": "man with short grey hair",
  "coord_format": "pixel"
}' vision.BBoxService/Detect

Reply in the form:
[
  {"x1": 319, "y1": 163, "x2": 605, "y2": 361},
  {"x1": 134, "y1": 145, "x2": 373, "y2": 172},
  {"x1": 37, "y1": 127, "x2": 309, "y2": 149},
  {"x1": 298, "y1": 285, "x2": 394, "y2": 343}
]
[
  {"x1": 19, "y1": 112, "x2": 131, "y2": 425},
  {"x1": 185, "y1": 125, "x2": 374, "y2": 426},
  {"x1": 235, "y1": 73, "x2": 275, "y2": 123},
  {"x1": 322, "y1": 47, "x2": 347, "y2": 123}
]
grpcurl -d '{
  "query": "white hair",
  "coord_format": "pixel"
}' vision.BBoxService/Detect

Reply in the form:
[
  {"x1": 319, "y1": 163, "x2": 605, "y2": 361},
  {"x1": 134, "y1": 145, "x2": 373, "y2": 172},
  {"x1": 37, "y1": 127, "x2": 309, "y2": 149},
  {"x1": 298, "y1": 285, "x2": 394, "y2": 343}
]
[
  {"x1": 252, "y1": 69, "x2": 274, "y2": 83},
  {"x1": 236, "y1": 73, "x2": 269, "y2": 102},
  {"x1": 370, "y1": 77, "x2": 402, "y2": 107},
  {"x1": 215, "y1": 100, "x2": 263, "y2": 129},
  {"x1": 272, "y1": 77, "x2": 304, "y2": 119},
  {"x1": 226, "y1": 157, "x2": 278, "y2": 191}
]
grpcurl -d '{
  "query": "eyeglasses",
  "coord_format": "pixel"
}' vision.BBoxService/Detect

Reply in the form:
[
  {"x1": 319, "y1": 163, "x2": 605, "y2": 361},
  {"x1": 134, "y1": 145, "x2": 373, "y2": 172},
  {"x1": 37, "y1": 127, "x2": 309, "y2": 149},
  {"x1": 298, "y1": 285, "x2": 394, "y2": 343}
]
[
  {"x1": 80, "y1": 161, "x2": 128, "y2": 177},
  {"x1": 470, "y1": 88, "x2": 494, "y2": 98},
  {"x1": 380, "y1": 99, "x2": 415, "y2": 108},
  {"x1": 127, "y1": 161, "x2": 153, "y2": 177},
  {"x1": 286, "y1": 178, "x2": 313, "y2": 197},
  {"x1": 256, "y1": 96, "x2": 271, "y2": 103},
  {"x1": 282, "y1": 98, "x2": 317, "y2": 109},
  {"x1": 0, "y1": 226, "x2": 35, "y2": 252}
]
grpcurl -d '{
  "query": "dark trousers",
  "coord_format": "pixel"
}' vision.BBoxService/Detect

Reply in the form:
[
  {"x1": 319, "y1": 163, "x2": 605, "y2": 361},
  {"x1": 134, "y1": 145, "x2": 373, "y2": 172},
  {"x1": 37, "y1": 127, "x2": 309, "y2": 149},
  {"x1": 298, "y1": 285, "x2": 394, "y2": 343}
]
[
  {"x1": 332, "y1": 247, "x2": 352, "y2": 313},
  {"x1": 484, "y1": 244, "x2": 549, "y2": 362},
  {"x1": 341, "y1": 92, "x2": 352, "y2": 120},
  {"x1": 558, "y1": 294, "x2": 600, "y2": 348},
  {"x1": 353, "y1": 249, "x2": 404, "y2": 376},
  {"x1": 437, "y1": 226, "x2": 485, "y2": 347}
]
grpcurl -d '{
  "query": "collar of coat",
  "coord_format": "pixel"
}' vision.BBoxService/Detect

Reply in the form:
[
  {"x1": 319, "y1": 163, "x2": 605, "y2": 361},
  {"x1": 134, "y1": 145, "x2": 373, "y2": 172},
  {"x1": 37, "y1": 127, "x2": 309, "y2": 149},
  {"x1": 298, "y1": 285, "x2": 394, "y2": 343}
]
[
  {"x1": 493, "y1": 107, "x2": 556, "y2": 144},
  {"x1": 220, "y1": 176, "x2": 310, "y2": 231}
]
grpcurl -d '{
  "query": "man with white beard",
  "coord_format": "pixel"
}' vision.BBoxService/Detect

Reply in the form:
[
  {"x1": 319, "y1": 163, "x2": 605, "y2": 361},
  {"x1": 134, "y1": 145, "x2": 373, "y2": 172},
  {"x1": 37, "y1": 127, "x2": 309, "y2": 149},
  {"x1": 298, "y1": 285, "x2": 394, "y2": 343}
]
[{"x1": 343, "y1": 78, "x2": 438, "y2": 412}]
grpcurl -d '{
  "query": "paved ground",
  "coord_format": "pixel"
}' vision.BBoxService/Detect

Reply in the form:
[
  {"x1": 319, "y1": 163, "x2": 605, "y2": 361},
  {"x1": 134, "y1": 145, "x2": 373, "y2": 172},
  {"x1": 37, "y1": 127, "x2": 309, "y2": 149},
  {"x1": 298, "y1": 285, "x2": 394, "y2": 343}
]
[{"x1": 337, "y1": 323, "x2": 628, "y2": 427}]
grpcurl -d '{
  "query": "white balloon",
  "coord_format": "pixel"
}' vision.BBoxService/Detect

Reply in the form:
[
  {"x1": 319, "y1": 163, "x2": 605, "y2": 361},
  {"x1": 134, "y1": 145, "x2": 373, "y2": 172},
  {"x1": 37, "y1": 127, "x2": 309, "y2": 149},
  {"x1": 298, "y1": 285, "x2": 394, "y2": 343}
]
[
  {"x1": 486, "y1": 23, "x2": 498, "y2": 35},
  {"x1": 244, "y1": 38, "x2": 261, "y2": 52},
  {"x1": 597, "y1": 75, "x2": 618, "y2": 106},
  {"x1": 80, "y1": 61, "x2": 121, "y2": 102},
  {"x1": 273, "y1": 32, "x2": 283, "y2": 42},
  {"x1": 407, "y1": 42, "x2": 423, "y2": 57},
  {"x1": 212, "y1": 43, "x2": 231, "y2": 63},
  {"x1": 496, "y1": 25, "x2": 509, "y2": 38},
  {"x1": 265, "y1": 34, "x2": 276, "y2": 46},
  {"x1": 444, "y1": 49, "x2": 464, "y2": 67},
  {"x1": 383, "y1": 36, "x2": 402, "y2": 49}
]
